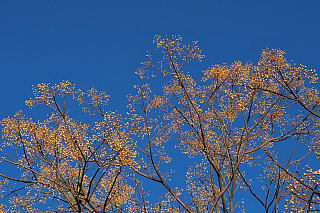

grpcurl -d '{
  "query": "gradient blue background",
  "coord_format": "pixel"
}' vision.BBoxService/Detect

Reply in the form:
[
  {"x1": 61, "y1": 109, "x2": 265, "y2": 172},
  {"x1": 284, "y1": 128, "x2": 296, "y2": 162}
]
[{"x1": 0, "y1": 1, "x2": 320, "y2": 211}]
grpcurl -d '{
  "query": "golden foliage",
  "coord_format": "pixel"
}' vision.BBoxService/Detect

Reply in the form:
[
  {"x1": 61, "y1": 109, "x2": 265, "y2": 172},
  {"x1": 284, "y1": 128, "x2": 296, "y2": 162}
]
[{"x1": 1, "y1": 36, "x2": 320, "y2": 212}]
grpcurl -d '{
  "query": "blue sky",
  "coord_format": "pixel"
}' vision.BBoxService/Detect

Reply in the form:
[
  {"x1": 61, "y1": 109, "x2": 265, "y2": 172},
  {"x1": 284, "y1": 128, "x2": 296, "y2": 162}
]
[
  {"x1": 1, "y1": 1, "x2": 319, "y2": 116},
  {"x1": 1, "y1": 1, "x2": 320, "y2": 211}
]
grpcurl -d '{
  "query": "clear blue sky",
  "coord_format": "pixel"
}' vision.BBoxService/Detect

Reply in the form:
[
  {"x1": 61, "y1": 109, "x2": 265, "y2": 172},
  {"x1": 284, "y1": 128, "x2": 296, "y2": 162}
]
[{"x1": 1, "y1": 1, "x2": 320, "y2": 211}]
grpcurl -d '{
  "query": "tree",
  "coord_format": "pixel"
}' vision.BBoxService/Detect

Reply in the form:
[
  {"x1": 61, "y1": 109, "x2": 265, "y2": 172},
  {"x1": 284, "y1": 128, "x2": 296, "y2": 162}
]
[{"x1": 1, "y1": 35, "x2": 320, "y2": 212}]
